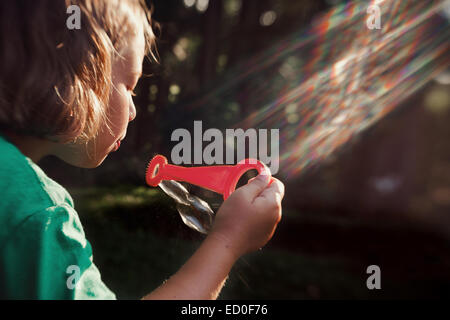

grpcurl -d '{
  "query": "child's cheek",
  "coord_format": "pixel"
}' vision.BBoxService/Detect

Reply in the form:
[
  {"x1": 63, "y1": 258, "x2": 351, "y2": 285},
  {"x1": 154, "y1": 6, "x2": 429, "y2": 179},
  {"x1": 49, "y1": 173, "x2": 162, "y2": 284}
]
[{"x1": 108, "y1": 86, "x2": 130, "y2": 133}]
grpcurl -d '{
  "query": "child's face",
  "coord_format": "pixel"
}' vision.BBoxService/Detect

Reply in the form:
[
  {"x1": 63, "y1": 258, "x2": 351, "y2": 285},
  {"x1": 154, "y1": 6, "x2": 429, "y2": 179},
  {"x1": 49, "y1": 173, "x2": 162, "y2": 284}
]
[{"x1": 54, "y1": 29, "x2": 146, "y2": 168}]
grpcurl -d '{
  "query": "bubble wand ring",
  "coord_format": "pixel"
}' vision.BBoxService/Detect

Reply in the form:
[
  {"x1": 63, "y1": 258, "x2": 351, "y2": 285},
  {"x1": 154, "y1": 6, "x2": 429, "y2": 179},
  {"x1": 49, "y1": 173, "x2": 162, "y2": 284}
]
[{"x1": 146, "y1": 155, "x2": 271, "y2": 200}]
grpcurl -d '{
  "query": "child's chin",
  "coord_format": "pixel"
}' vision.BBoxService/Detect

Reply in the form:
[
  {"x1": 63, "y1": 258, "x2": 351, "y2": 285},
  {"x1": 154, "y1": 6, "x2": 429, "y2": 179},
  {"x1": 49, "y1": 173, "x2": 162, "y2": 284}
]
[
  {"x1": 59, "y1": 154, "x2": 107, "y2": 169},
  {"x1": 79, "y1": 156, "x2": 107, "y2": 169}
]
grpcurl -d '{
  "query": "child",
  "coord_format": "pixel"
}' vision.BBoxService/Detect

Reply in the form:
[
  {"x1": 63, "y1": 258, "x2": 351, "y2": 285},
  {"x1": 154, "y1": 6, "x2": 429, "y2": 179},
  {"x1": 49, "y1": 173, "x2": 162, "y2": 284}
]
[{"x1": 0, "y1": 0, "x2": 284, "y2": 299}]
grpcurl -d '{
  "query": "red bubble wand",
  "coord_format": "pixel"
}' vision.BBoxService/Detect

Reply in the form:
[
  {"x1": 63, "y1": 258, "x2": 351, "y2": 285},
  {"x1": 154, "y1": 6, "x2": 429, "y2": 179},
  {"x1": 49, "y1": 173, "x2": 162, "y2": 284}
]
[{"x1": 146, "y1": 155, "x2": 271, "y2": 200}]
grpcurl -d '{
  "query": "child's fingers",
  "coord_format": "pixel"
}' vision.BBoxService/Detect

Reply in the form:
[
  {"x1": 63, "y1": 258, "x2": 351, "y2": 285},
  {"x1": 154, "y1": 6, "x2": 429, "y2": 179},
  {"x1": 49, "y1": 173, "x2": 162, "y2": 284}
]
[
  {"x1": 239, "y1": 174, "x2": 271, "y2": 199},
  {"x1": 261, "y1": 178, "x2": 285, "y2": 198},
  {"x1": 247, "y1": 175, "x2": 274, "y2": 186},
  {"x1": 246, "y1": 176, "x2": 284, "y2": 198},
  {"x1": 255, "y1": 178, "x2": 285, "y2": 208},
  {"x1": 247, "y1": 177, "x2": 257, "y2": 184}
]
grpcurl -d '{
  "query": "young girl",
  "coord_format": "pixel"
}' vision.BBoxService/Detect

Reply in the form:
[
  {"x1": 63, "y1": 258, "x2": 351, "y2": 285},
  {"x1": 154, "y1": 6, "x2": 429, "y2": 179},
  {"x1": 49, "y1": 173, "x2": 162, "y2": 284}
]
[{"x1": 0, "y1": 0, "x2": 284, "y2": 299}]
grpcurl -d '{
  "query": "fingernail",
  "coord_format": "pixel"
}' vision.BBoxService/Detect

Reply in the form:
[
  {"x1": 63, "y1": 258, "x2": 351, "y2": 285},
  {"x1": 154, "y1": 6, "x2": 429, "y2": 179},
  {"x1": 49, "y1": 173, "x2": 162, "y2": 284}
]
[{"x1": 256, "y1": 174, "x2": 270, "y2": 183}]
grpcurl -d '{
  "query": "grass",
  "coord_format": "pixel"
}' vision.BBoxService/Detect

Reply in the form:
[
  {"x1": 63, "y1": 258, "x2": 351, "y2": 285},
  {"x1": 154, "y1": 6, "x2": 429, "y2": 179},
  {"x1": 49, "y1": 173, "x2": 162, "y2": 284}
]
[
  {"x1": 69, "y1": 185, "x2": 450, "y2": 299},
  {"x1": 70, "y1": 185, "x2": 367, "y2": 299}
]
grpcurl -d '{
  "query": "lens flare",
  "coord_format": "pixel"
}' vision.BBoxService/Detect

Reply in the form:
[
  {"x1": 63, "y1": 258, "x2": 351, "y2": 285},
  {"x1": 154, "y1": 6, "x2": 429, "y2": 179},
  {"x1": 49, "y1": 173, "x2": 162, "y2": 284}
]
[
  {"x1": 182, "y1": 0, "x2": 450, "y2": 180},
  {"x1": 159, "y1": 0, "x2": 449, "y2": 232}
]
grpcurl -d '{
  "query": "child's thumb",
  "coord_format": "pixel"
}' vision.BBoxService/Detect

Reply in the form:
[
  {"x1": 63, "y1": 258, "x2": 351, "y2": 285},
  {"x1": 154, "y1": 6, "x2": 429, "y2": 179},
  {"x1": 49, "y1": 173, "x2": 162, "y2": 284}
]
[{"x1": 240, "y1": 174, "x2": 271, "y2": 198}]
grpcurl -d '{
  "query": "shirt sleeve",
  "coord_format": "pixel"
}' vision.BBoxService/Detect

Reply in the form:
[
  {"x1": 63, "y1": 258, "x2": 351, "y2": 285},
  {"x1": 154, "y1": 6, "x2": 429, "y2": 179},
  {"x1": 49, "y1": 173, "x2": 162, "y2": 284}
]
[{"x1": 1, "y1": 204, "x2": 116, "y2": 300}]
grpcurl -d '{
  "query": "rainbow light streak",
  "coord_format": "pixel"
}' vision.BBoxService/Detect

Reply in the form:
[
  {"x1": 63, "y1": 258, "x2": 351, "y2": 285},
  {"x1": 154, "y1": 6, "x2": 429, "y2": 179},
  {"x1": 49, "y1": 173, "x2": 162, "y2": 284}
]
[{"x1": 183, "y1": 0, "x2": 450, "y2": 180}]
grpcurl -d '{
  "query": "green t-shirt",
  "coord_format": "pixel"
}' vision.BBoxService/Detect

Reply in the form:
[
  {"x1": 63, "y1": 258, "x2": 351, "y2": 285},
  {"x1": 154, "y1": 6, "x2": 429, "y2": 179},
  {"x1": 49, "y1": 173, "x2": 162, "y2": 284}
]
[{"x1": 0, "y1": 135, "x2": 116, "y2": 299}]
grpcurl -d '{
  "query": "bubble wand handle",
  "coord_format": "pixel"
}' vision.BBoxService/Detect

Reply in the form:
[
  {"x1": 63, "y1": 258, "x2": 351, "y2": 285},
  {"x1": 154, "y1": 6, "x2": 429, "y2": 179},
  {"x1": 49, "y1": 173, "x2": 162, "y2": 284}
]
[{"x1": 146, "y1": 155, "x2": 271, "y2": 200}]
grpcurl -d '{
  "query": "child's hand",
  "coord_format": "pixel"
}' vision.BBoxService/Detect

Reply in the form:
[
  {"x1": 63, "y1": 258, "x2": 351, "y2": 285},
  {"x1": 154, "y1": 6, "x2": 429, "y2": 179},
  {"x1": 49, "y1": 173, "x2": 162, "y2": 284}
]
[
  {"x1": 145, "y1": 174, "x2": 283, "y2": 300},
  {"x1": 209, "y1": 174, "x2": 284, "y2": 258}
]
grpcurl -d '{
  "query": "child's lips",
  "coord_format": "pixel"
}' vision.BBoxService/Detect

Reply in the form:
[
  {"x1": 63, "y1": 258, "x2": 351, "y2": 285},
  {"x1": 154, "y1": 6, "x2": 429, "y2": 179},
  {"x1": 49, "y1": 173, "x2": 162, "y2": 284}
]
[
  {"x1": 112, "y1": 140, "x2": 121, "y2": 152},
  {"x1": 111, "y1": 133, "x2": 126, "y2": 152}
]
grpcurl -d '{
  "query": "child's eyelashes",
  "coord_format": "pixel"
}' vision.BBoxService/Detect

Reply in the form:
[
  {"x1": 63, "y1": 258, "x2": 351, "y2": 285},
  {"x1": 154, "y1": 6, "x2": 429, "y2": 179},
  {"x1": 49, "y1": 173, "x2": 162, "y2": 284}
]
[{"x1": 127, "y1": 86, "x2": 137, "y2": 97}]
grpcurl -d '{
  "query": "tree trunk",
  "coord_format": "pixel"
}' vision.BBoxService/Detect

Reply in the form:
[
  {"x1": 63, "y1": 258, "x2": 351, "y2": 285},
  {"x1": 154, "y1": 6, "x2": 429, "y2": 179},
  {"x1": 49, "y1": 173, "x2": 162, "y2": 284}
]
[{"x1": 198, "y1": 0, "x2": 223, "y2": 86}]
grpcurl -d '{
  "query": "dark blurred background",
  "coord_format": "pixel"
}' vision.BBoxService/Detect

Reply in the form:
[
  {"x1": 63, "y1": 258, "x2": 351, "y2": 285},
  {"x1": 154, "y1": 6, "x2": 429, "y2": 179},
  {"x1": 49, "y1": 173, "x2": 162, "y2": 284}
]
[{"x1": 40, "y1": 0, "x2": 450, "y2": 299}]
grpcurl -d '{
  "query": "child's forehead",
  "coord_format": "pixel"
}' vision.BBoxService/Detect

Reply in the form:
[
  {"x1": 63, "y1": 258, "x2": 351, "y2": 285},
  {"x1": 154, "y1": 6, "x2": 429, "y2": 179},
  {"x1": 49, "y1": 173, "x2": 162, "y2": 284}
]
[{"x1": 118, "y1": 30, "x2": 146, "y2": 68}]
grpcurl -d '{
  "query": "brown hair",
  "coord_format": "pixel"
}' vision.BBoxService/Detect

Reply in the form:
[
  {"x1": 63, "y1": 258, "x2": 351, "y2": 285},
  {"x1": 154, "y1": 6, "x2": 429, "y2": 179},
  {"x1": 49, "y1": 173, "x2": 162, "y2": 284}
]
[{"x1": 0, "y1": 0, "x2": 156, "y2": 142}]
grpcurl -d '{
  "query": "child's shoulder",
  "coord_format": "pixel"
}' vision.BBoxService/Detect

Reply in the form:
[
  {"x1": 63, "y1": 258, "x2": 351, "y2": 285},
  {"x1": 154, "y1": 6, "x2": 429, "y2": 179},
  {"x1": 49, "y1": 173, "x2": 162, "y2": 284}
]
[
  {"x1": 0, "y1": 136, "x2": 116, "y2": 300},
  {"x1": 0, "y1": 135, "x2": 75, "y2": 241}
]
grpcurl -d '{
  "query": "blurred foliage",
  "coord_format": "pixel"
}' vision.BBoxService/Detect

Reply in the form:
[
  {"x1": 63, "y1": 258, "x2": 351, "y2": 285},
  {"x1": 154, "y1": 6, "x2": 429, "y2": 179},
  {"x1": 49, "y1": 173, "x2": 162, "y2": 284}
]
[
  {"x1": 72, "y1": 185, "x2": 450, "y2": 299},
  {"x1": 69, "y1": 185, "x2": 368, "y2": 299}
]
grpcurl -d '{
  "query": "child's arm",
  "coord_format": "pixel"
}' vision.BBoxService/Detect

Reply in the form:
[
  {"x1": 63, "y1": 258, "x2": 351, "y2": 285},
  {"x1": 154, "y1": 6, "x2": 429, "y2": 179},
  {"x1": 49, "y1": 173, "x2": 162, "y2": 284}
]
[
  {"x1": 142, "y1": 231, "x2": 237, "y2": 300},
  {"x1": 142, "y1": 174, "x2": 284, "y2": 300}
]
